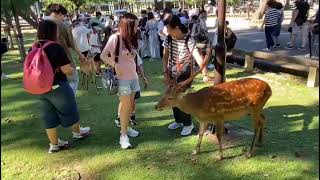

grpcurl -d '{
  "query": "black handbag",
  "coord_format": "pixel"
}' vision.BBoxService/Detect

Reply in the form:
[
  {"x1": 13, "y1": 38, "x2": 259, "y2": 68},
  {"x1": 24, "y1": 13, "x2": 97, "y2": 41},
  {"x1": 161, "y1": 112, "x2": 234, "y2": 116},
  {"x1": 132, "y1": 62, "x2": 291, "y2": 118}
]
[{"x1": 102, "y1": 35, "x2": 120, "y2": 95}]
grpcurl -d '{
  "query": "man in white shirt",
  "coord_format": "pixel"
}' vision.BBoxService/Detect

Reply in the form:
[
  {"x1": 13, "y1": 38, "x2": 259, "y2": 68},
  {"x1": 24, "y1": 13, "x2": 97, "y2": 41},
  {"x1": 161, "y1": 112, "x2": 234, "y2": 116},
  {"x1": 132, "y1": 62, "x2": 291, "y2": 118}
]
[{"x1": 72, "y1": 20, "x2": 92, "y2": 57}]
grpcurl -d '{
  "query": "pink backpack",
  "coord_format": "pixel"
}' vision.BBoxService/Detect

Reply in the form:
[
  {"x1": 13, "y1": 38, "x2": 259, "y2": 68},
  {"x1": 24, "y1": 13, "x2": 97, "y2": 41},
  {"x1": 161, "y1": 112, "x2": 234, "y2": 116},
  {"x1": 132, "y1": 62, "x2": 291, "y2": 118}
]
[{"x1": 23, "y1": 41, "x2": 57, "y2": 95}]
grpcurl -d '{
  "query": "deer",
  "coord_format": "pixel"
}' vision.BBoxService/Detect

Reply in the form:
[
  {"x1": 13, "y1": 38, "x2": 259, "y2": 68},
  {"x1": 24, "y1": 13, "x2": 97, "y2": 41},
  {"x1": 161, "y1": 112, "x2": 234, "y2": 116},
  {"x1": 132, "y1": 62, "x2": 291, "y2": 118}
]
[{"x1": 155, "y1": 66, "x2": 272, "y2": 160}]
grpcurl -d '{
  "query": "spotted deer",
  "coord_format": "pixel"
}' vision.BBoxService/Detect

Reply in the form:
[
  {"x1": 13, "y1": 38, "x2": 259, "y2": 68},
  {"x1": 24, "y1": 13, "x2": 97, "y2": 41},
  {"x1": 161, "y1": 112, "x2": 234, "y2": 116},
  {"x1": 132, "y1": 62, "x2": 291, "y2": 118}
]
[{"x1": 155, "y1": 70, "x2": 272, "y2": 160}]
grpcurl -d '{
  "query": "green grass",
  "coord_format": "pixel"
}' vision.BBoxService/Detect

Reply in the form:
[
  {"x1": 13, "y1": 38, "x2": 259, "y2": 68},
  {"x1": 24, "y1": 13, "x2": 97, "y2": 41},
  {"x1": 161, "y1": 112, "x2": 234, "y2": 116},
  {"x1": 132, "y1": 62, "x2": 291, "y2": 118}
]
[{"x1": 1, "y1": 30, "x2": 319, "y2": 180}]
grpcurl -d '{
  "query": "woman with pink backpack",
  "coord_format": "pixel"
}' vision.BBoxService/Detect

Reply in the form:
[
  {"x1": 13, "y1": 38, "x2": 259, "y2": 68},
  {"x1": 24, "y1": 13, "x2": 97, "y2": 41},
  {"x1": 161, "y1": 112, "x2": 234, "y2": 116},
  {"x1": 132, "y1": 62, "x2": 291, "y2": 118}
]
[{"x1": 24, "y1": 20, "x2": 91, "y2": 153}]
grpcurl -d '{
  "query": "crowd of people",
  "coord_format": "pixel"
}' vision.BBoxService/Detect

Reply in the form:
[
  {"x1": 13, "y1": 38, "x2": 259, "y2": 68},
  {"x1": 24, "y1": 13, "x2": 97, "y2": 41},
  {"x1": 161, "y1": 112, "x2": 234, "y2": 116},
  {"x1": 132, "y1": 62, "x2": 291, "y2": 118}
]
[
  {"x1": 262, "y1": 0, "x2": 319, "y2": 60},
  {"x1": 15, "y1": 1, "x2": 318, "y2": 153},
  {"x1": 22, "y1": 3, "x2": 224, "y2": 153}
]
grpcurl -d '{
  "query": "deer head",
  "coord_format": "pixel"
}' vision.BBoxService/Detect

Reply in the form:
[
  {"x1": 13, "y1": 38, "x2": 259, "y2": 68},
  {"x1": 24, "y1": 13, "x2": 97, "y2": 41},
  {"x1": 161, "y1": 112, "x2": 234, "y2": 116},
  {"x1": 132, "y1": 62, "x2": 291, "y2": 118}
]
[{"x1": 155, "y1": 53, "x2": 209, "y2": 111}]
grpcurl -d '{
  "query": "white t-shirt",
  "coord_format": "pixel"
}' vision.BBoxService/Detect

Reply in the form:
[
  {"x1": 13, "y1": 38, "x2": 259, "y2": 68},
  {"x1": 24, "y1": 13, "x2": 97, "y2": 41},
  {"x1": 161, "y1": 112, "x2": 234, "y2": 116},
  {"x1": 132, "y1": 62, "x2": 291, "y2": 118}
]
[
  {"x1": 89, "y1": 33, "x2": 101, "y2": 54},
  {"x1": 157, "y1": 20, "x2": 168, "y2": 41},
  {"x1": 72, "y1": 25, "x2": 91, "y2": 52}
]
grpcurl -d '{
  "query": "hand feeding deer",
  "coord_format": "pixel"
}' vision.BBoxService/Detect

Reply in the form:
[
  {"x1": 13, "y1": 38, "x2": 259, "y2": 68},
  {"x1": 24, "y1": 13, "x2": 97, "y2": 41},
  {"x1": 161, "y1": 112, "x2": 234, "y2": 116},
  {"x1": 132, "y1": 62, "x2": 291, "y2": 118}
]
[{"x1": 155, "y1": 67, "x2": 272, "y2": 160}]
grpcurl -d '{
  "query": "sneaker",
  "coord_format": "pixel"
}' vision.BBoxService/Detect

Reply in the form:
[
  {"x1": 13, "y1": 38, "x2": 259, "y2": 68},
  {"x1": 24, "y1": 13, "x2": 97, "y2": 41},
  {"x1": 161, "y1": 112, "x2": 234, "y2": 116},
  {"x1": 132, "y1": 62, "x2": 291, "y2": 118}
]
[
  {"x1": 119, "y1": 135, "x2": 131, "y2": 149},
  {"x1": 48, "y1": 144, "x2": 60, "y2": 153},
  {"x1": 311, "y1": 56, "x2": 319, "y2": 60},
  {"x1": 1, "y1": 74, "x2": 8, "y2": 80},
  {"x1": 58, "y1": 138, "x2": 69, "y2": 149},
  {"x1": 262, "y1": 48, "x2": 271, "y2": 51},
  {"x1": 181, "y1": 124, "x2": 194, "y2": 136},
  {"x1": 127, "y1": 127, "x2": 140, "y2": 137},
  {"x1": 285, "y1": 46, "x2": 294, "y2": 50},
  {"x1": 73, "y1": 126, "x2": 91, "y2": 139},
  {"x1": 297, "y1": 46, "x2": 306, "y2": 50},
  {"x1": 115, "y1": 116, "x2": 120, "y2": 127},
  {"x1": 274, "y1": 44, "x2": 281, "y2": 48},
  {"x1": 168, "y1": 122, "x2": 183, "y2": 130}
]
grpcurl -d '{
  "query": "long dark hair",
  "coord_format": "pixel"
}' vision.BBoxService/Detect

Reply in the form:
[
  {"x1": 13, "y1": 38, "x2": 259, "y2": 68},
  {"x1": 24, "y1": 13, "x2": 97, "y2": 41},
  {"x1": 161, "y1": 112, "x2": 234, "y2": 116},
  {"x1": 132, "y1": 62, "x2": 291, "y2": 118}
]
[
  {"x1": 118, "y1": 13, "x2": 138, "y2": 52},
  {"x1": 164, "y1": 15, "x2": 188, "y2": 34},
  {"x1": 37, "y1": 20, "x2": 58, "y2": 41}
]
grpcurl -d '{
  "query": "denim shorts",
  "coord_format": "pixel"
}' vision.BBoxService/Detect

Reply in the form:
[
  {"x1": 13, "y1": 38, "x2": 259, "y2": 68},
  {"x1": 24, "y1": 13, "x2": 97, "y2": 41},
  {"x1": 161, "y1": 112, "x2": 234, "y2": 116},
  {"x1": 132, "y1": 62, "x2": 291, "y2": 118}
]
[
  {"x1": 117, "y1": 79, "x2": 141, "y2": 96},
  {"x1": 39, "y1": 81, "x2": 80, "y2": 129}
]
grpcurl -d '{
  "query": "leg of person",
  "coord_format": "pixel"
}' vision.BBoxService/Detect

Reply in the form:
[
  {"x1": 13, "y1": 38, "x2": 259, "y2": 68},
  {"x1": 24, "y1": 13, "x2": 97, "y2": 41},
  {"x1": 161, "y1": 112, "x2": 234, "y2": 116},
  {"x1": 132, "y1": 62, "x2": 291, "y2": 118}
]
[
  {"x1": 115, "y1": 102, "x2": 121, "y2": 127},
  {"x1": 119, "y1": 95, "x2": 132, "y2": 148},
  {"x1": 48, "y1": 82, "x2": 90, "y2": 140},
  {"x1": 40, "y1": 95, "x2": 69, "y2": 153},
  {"x1": 159, "y1": 37, "x2": 164, "y2": 58},
  {"x1": 118, "y1": 80, "x2": 134, "y2": 149},
  {"x1": 264, "y1": 26, "x2": 272, "y2": 50},
  {"x1": 300, "y1": 23, "x2": 309, "y2": 49},
  {"x1": 179, "y1": 110, "x2": 193, "y2": 136},
  {"x1": 127, "y1": 80, "x2": 141, "y2": 134}
]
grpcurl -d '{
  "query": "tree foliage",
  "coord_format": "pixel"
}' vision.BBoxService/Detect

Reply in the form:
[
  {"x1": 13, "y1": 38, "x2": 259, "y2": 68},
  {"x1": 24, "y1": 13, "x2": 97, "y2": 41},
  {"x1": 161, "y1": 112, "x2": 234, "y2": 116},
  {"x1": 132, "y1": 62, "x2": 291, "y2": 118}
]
[{"x1": 227, "y1": 0, "x2": 240, "y2": 7}]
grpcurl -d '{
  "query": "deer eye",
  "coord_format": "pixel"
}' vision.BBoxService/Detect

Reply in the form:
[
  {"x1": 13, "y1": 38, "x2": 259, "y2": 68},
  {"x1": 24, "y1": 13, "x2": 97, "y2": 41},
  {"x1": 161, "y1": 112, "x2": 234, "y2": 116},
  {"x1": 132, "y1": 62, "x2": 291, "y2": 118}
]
[{"x1": 167, "y1": 97, "x2": 173, "y2": 100}]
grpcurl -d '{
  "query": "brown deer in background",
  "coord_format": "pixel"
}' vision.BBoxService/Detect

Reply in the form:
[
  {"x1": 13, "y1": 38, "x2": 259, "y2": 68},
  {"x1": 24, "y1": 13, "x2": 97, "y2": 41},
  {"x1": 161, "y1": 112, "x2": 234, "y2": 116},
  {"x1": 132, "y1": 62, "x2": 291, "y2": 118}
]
[{"x1": 155, "y1": 69, "x2": 272, "y2": 160}]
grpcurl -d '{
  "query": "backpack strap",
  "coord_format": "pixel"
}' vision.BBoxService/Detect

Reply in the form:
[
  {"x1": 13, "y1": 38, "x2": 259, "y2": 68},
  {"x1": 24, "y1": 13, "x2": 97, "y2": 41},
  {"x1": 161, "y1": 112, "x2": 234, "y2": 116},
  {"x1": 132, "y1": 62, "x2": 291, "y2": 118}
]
[{"x1": 115, "y1": 35, "x2": 120, "y2": 63}]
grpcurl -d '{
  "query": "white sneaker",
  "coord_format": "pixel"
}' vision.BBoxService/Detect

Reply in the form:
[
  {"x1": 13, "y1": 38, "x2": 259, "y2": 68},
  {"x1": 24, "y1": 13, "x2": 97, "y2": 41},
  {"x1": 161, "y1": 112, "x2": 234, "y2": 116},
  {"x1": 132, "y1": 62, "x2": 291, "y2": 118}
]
[
  {"x1": 262, "y1": 48, "x2": 271, "y2": 51},
  {"x1": 181, "y1": 124, "x2": 194, "y2": 136},
  {"x1": 127, "y1": 127, "x2": 139, "y2": 137},
  {"x1": 48, "y1": 144, "x2": 59, "y2": 153},
  {"x1": 73, "y1": 126, "x2": 91, "y2": 139},
  {"x1": 1, "y1": 74, "x2": 8, "y2": 80},
  {"x1": 168, "y1": 122, "x2": 183, "y2": 130},
  {"x1": 119, "y1": 135, "x2": 131, "y2": 149}
]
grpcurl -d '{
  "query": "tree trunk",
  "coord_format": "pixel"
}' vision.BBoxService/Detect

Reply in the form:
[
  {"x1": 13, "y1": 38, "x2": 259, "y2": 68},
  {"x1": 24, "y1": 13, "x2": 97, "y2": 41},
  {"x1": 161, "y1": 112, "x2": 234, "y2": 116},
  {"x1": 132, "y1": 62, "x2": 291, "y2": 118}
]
[
  {"x1": 18, "y1": 12, "x2": 38, "y2": 29},
  {"x1": 254, "y1": 0, "x2": 268, "y2": 19},
  {"x1": 11, "y1": 0, "x2": 26, "y2": 61}
]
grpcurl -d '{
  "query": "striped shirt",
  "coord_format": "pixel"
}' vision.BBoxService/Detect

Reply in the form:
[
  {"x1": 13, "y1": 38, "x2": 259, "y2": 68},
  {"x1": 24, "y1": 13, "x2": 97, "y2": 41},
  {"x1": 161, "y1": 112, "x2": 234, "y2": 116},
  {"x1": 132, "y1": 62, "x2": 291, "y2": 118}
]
[
  {"x1": 163, "y1": 36, "x2": 196, "y2": 71},
  {"x1": 265, "y1": 8, "x2": 280, "y2": 27}
]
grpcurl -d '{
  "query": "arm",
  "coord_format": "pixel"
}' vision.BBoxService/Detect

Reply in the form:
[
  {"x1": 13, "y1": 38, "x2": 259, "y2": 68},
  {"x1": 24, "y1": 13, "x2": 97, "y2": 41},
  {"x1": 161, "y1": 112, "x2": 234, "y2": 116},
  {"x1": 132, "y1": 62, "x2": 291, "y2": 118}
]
[
  {"x1": 290, "y1": 9, "x2": 299, "y2": 26},
  {"x1": 100, "y1": 35, "x2": 117, "y2": 68},
  {"x1": 163, "y1": 47, "x2": 170, "y2": 84},
  {"x1": 60, "y1": 64, "x2": 75, "y2": 76},
  {"x1": 138, "y1": 65, "x2": 148, "y2": 89},
  {"x1": 192, "y1": 48, "x2": 209, "y2": 77},
  {"x1": 65, "y1": 26, "x2": 85, "y2": 61}
]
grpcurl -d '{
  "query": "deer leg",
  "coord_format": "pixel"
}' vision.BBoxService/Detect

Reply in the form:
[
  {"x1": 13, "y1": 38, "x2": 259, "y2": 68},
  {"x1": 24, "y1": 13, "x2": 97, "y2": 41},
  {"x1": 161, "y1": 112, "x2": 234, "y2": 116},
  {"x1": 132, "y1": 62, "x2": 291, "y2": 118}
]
[
  {"x1": 193, "y1": 122, "x2": 208, "y2": 155},
  {"x1": 247, "y1": 113, "x2": 261, "y2": 158},
  {"x1": 257, "y1": 113, "x2": 265, "y2": 147},
  {"x1": 216, "y1": 120, "x2": 224, "y2": 160}
]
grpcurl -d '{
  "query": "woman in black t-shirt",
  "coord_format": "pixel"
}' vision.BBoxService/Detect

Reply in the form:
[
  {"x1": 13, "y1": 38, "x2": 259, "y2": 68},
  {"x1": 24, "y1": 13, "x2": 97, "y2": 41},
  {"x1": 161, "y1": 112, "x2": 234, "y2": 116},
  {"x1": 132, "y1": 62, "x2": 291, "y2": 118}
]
[{"x1": 35, "y1": 20, "x2": 90, "y2": 153}]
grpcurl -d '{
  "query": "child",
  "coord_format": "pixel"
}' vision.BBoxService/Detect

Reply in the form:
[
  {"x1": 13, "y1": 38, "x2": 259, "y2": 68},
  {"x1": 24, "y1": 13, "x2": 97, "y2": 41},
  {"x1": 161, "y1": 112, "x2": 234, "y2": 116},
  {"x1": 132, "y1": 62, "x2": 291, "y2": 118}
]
[{"x1": 89, "y1": 22, "x2": 102, "y2": 75}]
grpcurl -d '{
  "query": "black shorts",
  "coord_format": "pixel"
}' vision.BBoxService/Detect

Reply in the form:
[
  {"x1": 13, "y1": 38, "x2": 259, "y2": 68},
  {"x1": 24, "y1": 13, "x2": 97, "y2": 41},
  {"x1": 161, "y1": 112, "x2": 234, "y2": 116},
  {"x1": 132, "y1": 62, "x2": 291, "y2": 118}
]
[
  {"x1": 82, "y1": 51, "x2": 89, "y2": 57},
  {"x1": 94, "y1": 53, "x2": 101, "y2": 62}
]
